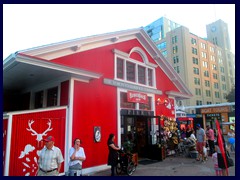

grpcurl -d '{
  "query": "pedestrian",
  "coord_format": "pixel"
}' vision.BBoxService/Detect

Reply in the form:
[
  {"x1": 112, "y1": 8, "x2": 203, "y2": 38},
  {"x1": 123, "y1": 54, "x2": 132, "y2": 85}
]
[
  {"x1": 212, "y1": 149, "x2": 223, "y2": 176},
  {"x1": 37, "y1": 136, "x2": 64, "y2": 176},
  {"x1": 190, "y1": 129, "x2": 197, "y2": 141},
  {"x1": 186, "y1": 127, "x2": 192, "y2": 138},
  {"x1": 206, "y1": 125, "x2": 215, "y2": 156},
  {"x1": 68, "y1": 138, "x2": 86, "y2": 176},
  {"x1": 215, "y1": 136, "x2": 229, "y2": 176},
  {"x1": 107, "y1": 133, "x2": 120, "y2": 176},
  {"x1": 195, "y1": 124, "x2": 206, "y2": 162},
  {"x1": 227, "y1": 129, "x2": 235, "y2": 152}
]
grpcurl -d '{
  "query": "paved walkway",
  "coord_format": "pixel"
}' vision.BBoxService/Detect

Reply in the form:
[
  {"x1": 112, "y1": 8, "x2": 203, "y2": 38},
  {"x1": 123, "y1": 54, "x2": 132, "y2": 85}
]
[{"x1": 90, "y1": 152, "x2": 235, "y2": 176}]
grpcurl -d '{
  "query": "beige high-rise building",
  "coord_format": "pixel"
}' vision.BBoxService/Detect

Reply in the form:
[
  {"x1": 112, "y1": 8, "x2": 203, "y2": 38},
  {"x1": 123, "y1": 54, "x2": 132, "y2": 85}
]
[{"x1": 145, "y1": 17, "x2": 235, "y2": 113}]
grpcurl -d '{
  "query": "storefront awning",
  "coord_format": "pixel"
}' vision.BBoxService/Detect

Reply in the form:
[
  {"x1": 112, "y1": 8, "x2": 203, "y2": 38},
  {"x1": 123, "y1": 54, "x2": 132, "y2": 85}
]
[
  {"x1": 3, "y1": 53, "x2": 102, "y2": 91},
  {"x1": 177, "y1": 117, "x2": 194, "y2": 121}
]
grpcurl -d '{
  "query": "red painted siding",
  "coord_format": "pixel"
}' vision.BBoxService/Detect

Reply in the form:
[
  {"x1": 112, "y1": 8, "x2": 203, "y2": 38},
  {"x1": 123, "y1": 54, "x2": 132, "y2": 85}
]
[
  {"x1": 60, "y1": 80, "x2": 69, "y2": 106},
  {"x1": 8, "y1": 109, "x2": 66, "y2": 176},
  {"x1": 72, "y1": 79, "x2": 118, "y2": 168}
]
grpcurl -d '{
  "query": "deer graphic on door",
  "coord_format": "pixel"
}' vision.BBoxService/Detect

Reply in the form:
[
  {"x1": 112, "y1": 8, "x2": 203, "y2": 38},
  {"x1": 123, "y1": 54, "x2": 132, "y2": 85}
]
[{"x1": 18, "y1": 119, "x2": 53, "y2": 176}]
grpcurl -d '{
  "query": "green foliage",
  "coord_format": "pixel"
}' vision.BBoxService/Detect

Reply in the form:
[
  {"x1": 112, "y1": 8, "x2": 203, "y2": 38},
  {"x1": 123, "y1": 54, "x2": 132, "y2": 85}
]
[{"x1": 226, "y1": 85, "x2": 235, "y2": 102}]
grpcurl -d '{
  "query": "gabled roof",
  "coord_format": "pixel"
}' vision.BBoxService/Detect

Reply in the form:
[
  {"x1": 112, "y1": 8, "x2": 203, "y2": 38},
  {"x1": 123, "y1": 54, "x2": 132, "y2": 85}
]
[{"x1": 4, "y1": 28, "x2": 192, "y2": 99}]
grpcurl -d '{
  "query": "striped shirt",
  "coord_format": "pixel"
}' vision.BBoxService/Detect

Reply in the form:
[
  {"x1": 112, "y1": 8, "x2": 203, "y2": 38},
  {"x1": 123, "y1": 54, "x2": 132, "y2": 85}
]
[{"x1": 38, "y1": 146, "x2": 64, "y2": 171}]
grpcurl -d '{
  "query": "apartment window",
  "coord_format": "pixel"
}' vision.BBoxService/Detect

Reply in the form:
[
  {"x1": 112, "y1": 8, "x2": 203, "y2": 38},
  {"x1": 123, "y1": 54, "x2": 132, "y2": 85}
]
[
  {"x1": 35, "y1": 91, "x2": 44, "y2": 109},
  {"x1": 193, "y1": 67, "x2": 199, "y2": 75},
  {"x1": 222, "y1": 84, "x2": 227, "y2": 91},
  {"x1": 196, "y1": 100, "x2": 202, "y2": 105},
  {"x1": 210, "y1": 46, "x2": 215, "y2": 52},
  {"x1": 202, "y1": 61, "x2": 208, "y2": 68},
  {"x1": 201, "y1": 42, "x2": 206, "y2": 49},
  {"x1": 215, "y1": 91, "x2": 220, "y2": 98},
  {"x1": 207, "y1": 101, "x2": 212, "y2": 105},
  {"x1": 221, "y1": 75, "x2": 226, "y2": 82},
  {"x1": 138, "y1": 65, "x2": 146, "y2": 85},
  {"x1": 172, "y1": 36, "x2": 177, "y2": 44},
  {"x1": 214, "y1": 82, "x2": 219, "y2": 89},
  {"x1": 201, "y1": 52, "x2": 207, "y2": 58},
  {"x1": 206, "y1": 90, "x2": 211, "y2": 97},
  {"x1": 173, "y1": 56, "x2": 179, "y2": 64},
  {"x1": 47, "y1": 87, "x2": 58, "y2": 107},
  {"x1": 220, "y1": 67, "x2": 225, "y2": 73},
  {"x1": 173, "y1": 46, "x2": 178, "y2": 54},
  {"x1": 192, "y1": 47, "x2": 197, "y2": 55},
  {"x1": 213, "y1": 73, "x2": 218, "y2": 80},
  {"x1": 210, "y1": 55, "x2": 216, "y2": 62},
  {"x1": 212, "y1": 64, "x2": 217, "y2": 70},
  {"x1": 218, "y1": 58, "x2": 223, "y2": 64},
  {"x1": 218, "y1": 50, "x2": 222, "y2": 56},
  {"x1": 191, "y1": 38, "x2": 197, "y2": 45},
  {"x1": 117, "y1": 58, "x2": 124, "y2": 79},
  {"x1": 126, "y1": 61, "x2": 136, "y2": 82},
  {"x1": 194, "y1": 77, "x2": 200, "y2": 85},
  {"x1": 174, "y1": 66, "x2": 180, "y2": 73},
  {"x1": 192, "y1": 57, "x2": 198, "y2": 65},
  {"x1": 204, "y1": 70, "x2": 209, "y2": 77},
  {"x1": 223, "y1": 93, "x2": 227, "y2": 99},
  {"x1": 195, "y1": 88, "x2": 201, "y2": 95},
  {"x1": 205, "y1": 80, "x2": 210, "y2": 87}
]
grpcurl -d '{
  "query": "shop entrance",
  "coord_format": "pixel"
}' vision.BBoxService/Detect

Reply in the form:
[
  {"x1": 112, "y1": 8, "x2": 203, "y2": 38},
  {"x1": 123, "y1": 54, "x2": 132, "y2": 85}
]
[{"x1": 120, "y1": 110, "x2": 161, "y2": 160}]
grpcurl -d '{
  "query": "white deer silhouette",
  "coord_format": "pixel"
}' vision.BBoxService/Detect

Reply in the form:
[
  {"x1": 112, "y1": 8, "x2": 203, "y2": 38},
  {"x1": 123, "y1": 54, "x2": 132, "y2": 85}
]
[{"x1": 26, "y1": 119, "x2": 53, "y2": 143}]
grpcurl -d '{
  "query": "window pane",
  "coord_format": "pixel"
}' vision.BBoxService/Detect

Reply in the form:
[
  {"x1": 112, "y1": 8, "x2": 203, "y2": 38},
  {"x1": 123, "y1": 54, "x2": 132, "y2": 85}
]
[
  {"x1": 148, "y1": 69, "x2": 153, "y2": 86},
  {"x1": 35, "y1": 91, "x2": 43, "y2": 109},
  {"x1": 138, "y1": 65, "x2": 146, "y2": 84},
  {"x1": 47, "y1": 87, "x2": 58, "y2": 107},
  {"x1": 139, "y1": 97, "x2": 152, "y2": 110},
  {"x1": 120, "y1": 92, "x2": 135, "y2": 109},
  {"x1": 126, "y1": 61, "x2": 135, "y2": 82},
  {"x1": 117, "y1": 58, "x2": 124, "y2": 79}
]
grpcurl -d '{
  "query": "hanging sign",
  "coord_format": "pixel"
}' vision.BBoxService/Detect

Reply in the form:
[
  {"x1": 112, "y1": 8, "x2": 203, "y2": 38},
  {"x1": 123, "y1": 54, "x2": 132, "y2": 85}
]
[{"x1": 127, "y1": 91, "x2": 148, "y2": 104}]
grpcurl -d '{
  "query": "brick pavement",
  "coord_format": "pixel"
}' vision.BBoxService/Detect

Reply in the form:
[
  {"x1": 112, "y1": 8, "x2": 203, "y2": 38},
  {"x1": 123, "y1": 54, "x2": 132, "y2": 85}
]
[{"x1": 89, "y1": 152, "x2": 235, "y2": 176}]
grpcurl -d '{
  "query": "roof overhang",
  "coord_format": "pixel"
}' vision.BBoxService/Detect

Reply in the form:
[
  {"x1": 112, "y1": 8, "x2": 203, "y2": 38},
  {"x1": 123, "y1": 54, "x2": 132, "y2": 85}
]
[{"x1": 3, "y1": 53, "x2": 102, "y2": 92}]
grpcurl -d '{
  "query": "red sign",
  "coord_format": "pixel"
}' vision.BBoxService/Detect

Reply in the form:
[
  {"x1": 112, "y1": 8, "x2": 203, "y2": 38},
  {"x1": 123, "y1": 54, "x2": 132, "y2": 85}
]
[{"x1": 127, "y1": 91, "x2": 148, "y2": 104}]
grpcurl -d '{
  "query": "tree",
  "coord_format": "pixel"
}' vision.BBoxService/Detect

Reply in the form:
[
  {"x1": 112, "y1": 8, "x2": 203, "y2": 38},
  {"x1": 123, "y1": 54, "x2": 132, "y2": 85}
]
[{"x1": 226, "y1": 85, "x2": 235, "y2": 102}]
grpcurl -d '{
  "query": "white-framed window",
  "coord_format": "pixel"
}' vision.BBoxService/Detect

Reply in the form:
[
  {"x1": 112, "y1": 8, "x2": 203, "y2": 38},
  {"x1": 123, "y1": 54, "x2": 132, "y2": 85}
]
[{"x1": 115, "y1": 55, "x2": 156, "y2": 87}]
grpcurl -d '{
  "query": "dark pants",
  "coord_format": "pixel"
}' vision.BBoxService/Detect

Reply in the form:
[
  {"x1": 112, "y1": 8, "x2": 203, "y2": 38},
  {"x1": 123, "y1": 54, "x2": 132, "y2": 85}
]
[
  {"x1": 111, "y1": 165, "x2": 115, "y2": 176},
  {"x1": 208, "y1": 140, "x2": 215, "y2": 155}
]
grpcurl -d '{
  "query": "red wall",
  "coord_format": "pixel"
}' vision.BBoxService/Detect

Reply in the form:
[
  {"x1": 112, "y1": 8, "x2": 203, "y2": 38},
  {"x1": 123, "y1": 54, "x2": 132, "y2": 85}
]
[{"x1": 52, "y1": 39, "x2": 180, "y2": 167}]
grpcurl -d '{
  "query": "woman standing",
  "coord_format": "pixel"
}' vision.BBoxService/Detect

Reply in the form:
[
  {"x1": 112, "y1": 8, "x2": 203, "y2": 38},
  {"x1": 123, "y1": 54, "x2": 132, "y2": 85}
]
[
  {"x1": 107, "y1": 133, "x2": 120, "y2": 176},
  {"x1": 68, "y1": 138, "x2": 86, "y2": 176}
]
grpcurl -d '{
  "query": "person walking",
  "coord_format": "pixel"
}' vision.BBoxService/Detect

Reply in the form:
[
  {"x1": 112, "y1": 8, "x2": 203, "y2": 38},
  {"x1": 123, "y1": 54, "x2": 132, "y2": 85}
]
[
  {"x1": 195, "y1": 124, "x2": 206, "y2": 162},
  {"x1": 68, "y1": 138, "x2": 86, "y2": 176},
  {"x1": 37, "y1": 136, "x2": 64, "y2": 176},
  {"x1": 212, "y1": 150, "x2": 223, "y2": 176},
  {"x1": 206, "y1": 125, "x2": 215, "y2": 156},
  {"x1": 227, "y1": 129, "x2": 235, "y2": 152},
  {"x1": 107, "y1": 133, "x2": 120, "y2": 176}
]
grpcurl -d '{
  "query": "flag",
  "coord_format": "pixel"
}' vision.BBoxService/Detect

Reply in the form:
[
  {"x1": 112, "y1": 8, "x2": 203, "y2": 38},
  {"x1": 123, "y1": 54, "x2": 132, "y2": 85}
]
[{"x1": 215, "y1": 119, "x2": 228, "y2": 175}]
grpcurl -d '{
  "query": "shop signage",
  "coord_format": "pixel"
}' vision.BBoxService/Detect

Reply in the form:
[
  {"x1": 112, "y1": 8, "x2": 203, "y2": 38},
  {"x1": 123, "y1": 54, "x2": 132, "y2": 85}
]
[
  {"x1": 127, "y1": 91, "x2": 148, "y2": 104},
  {"x1": 103, "y1": 78, "x2": 162, "y2": 95},
  {"x1": 201, "y1": 106, "x2": 230, "y2": 114}
]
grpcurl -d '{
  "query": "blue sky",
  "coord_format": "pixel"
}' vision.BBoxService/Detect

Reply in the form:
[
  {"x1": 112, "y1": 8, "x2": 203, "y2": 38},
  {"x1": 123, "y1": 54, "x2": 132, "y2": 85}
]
[{"x1": 3, "y1": 4, "x2": 235, "y2": 59}]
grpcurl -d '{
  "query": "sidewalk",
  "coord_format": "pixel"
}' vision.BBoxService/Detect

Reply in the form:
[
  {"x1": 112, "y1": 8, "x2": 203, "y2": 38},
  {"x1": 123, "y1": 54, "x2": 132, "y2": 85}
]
[{"x1": 90, "y1": 152, "x2": 235, "y2": 176}]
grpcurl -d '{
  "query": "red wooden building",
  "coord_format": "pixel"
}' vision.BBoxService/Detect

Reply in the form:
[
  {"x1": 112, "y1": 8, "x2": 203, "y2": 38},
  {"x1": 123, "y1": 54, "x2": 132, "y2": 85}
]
[{"x1": 3, "y1": 28, "x2": 192, "y2": 176}]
